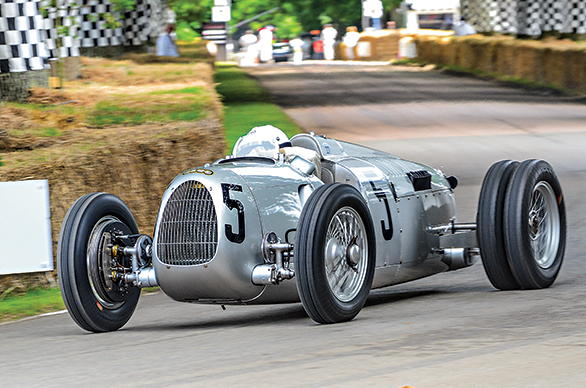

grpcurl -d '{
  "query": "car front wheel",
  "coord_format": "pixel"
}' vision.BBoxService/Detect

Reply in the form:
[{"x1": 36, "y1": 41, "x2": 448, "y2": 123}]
[
  {"x1": 58, "y1": 193, "x2": 141, "y2": 332},
  {"x1": 296, "y1": 183, "x2": 376, "y2": 324}
]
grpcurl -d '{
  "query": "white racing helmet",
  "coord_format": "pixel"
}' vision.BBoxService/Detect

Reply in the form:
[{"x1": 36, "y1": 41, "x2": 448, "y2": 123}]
[{"x1": 233, "y1": 125, "x2": 290, "y2": 159}]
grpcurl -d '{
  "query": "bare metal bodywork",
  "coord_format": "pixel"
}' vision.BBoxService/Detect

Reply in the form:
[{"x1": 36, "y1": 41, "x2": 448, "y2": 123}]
[
  {"x1": 151, "y1": 133, "x2": 476, "y2": 304},
  {"x1": 58, "y1": 132, "x2": 565, "y2": 332}
]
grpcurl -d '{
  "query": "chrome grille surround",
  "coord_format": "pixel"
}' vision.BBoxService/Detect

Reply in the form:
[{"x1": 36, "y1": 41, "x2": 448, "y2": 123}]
[{"x1": 157, "y1": 181, "x2": 218, "y2": 266}]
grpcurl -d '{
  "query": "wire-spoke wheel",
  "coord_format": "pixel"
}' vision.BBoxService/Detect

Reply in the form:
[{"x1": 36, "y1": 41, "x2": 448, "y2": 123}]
[
  {"x1": 504, "y1": 160, "x2": 566, "y2": 289},
  {"x1": 528, "y1": 181, "x2": 560, "y2": 269},
  {"x1": 325, "y1": 206, "x2": 369, "y2": 303},
  {"x1": 296, "y1": 183, "x2": 376, "y2": 324}
]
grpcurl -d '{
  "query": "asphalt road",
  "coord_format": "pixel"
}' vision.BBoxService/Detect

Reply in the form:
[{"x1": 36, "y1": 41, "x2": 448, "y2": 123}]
[{"x1": 2, "y1": 63, "x2": 586, "y2": 387}]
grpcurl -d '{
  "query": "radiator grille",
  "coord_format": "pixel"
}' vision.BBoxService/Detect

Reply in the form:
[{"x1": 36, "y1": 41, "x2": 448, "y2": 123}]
[{"x1": 157, "y1": 181, "x2": 218, "y2": 266}]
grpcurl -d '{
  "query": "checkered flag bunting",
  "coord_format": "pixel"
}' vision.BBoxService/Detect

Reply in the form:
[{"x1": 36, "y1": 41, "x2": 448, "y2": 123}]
[
  {"x1": 461, "y1": 0, "x2": 586, "y2": 35},
  {"x1": 1, "y1": 0, "x2": 167, "y2": 74},
  {"x1": 0, "y1": 0, "x2": 50, "y2": 73}
]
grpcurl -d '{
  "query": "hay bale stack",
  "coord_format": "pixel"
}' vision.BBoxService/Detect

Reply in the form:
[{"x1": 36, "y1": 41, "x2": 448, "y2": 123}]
[
  {"x1": 413, "y1": 35, "x2": 586, "y2": 94},
  {"x1": 440, "y1": 37, "x2": 458, "y2": 66},
  {"x1": 353, "y1": 30, "x2": 401, "y2": 61},
  {"x1": 0, "y1": 54, "x2": 225, "y2": 294},
  {"x1": 0, "y1": 120, "x2": 225, "y2": 293},
  {"x1": 511, "y1": 41, "x2": 540, "y2": 80},
  {"x1": 454, "y1": 37, "x2": 479, "y2": 69},
  {"x1": 411, "y1": 36, "x2": 435, "y2": 62},
  {"x1": 564, "y1": 48, "x2": 586, "y2": 93},
  {"x1": 541, "y1": 46, "x2": 571, "y2": 88}
]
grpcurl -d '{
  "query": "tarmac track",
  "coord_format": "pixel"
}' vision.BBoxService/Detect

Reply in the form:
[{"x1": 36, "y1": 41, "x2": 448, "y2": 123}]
[{"x1": 2, "y1": 62, "x2": 586, "y2": 387}]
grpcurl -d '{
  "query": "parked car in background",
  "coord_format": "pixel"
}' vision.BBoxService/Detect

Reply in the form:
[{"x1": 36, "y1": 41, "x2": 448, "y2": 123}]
[{"x1": 273, "y1": 42, "x2": 293, "y2": 62}]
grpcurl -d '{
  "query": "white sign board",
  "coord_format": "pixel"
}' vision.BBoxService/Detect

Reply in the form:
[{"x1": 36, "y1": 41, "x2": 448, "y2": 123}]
[
  {"x1": 214, "y1": 0, "x2": 231, "y2": 6},
  {"x1": 363, "y1": 0, "x2": 383, "y2": 18},
  {"x1": 212, "y1": 6, "x2": 231, "y2": 22},
  {"x1": 408, "y1": 0, "x2": 460, "y2": 11},
  {"x1": 0, "y1": 180, "x2": 53, "y2": 274}
]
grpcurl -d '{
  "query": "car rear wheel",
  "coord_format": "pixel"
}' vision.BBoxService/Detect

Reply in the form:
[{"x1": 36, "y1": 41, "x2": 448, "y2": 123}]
[
  {"x1": 58, "y1": 193, "x2": 140, "y2": 332},
  {"x1": 477, "y1": 160, "x2": 521, "y2": 290},
  {"x1": 296, "y1": 183, "x2": 376, "y2": 324},
  {"x1": 504, "y1": 160, "x2": 566, "y2": 289}
]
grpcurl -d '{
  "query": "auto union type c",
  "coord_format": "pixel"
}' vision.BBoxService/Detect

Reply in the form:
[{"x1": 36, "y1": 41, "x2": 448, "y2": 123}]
[{"x1": 58, "y1": 128, "x2": 566, "y2": 332}]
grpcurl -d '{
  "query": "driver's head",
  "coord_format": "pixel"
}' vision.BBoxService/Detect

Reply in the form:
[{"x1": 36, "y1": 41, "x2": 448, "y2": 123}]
[{"x1": 233, "y1": 125, "x2": 290, "y2": 159}]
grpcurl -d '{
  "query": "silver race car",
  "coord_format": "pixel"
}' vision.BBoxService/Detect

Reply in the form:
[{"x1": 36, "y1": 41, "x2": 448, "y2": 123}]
[{"x1": 58, "y1": 126, "x2": 566, "y2": 332}]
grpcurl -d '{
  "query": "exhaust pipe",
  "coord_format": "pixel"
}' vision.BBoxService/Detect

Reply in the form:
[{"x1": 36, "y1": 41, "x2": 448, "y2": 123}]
[{"x1": 441, "y1": 248, "x2": 479, "y2": 271}]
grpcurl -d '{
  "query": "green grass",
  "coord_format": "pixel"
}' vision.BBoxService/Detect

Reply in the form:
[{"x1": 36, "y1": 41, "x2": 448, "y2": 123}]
[
  {"x1": 176, "y1": 21, "x2": 199, "y2": 41},
  {"x1": 148, "y1": 87, "x2": 204, "y2": 95},
  {"x1": 0, "y1": 287, "x2": 160, "y2": 323},
  {"x1": 223, "y1": 102, "x2": 300, "y2": 150},
  {"x1": 87, "y1": 97, "x2": 206, "y2": 127},
  {"x1": 42, "y1": 127, "x2": 60, "y2": 137},
  {"x1": 86, "y1": 86, "x2": 211, "y2": 127},
  {"x1": 214, "y1": 64, "x2": 272, "y2": 104},
  {"x1": 214, "y1": 63, "x2": 300, "y2": 152},
  {"x1": 0, "y1": 288, "x2": 65, "y2": 323}
]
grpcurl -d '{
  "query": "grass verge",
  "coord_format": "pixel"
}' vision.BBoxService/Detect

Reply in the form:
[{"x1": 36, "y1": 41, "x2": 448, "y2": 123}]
[
  {"x1": 214, "y1": 63, "x2": 300, "y2": 152},
  {"x1": 0, "y1": 288, "x2": 65, "y2": 323}
]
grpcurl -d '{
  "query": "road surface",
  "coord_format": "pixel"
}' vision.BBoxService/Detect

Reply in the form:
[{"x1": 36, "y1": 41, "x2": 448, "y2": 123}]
[{"x1": 2, "y1": 62, "x2": 586, "y2": 388}]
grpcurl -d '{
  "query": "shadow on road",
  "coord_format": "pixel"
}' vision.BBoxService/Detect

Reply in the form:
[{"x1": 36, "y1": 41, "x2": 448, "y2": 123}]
[
  {"x1": 127, "y1": 289, "x2": 449, "y2": 332},
  {"x1": 128, "y1": 304, "x2": 309, "y2": 332},
  {"x1": 365, "y1": 289, "x2": 442, "y2": 307}
]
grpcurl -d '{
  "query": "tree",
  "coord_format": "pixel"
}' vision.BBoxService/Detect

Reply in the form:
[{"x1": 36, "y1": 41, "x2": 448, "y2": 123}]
[
  {"x1": 168, "y1": 0, "x2": 213, "y2": 33},
  {"x1": 168, "y1": 0, "x2": 405, "y2": 40},
  {"x1": 290, "y1": 0, "x2": 403, "y2": 31}
]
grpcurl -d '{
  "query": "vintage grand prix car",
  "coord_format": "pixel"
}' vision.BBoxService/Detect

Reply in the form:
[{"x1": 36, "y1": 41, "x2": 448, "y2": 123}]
[{"x1": 57, "y1": 127, "x2": 566, "y2": 332}]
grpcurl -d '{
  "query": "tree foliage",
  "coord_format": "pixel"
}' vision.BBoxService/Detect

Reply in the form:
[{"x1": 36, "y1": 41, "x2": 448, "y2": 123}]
[{"x1": 169, "y1": 0, "x2": 405, "y2": 39}]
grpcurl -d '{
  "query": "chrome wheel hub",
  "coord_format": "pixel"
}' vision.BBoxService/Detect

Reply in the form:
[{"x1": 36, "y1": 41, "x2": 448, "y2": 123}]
[
  {"x1": 324, "y1": 207, "x2": 368, "y2": 302},
  {"x1": 87, "y1": 216, "x2": 129, "y2": 309},
  {"x1": 528, "y1": 181, "x2": 560, "y2": 269}
]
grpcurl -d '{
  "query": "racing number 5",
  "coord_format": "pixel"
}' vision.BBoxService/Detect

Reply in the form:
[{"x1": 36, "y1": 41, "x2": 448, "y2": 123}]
[{"x1": 221, "y1": 183, "x2": 246, "y2": 243}]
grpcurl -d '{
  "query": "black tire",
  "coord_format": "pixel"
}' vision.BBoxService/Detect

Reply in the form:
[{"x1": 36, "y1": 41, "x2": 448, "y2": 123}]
[
  {"x1": 477, "y1": 160, "x2": 521, "y2": 290},
  {"x1": 504, "y1": 160, "x2": 566, "y2": 289},
  {"x1": 296, "y1": 183, "x2": 376, "y2": 324},
  {"x1": 58, "y1": 193, "x2": 140, "y2": 332}
]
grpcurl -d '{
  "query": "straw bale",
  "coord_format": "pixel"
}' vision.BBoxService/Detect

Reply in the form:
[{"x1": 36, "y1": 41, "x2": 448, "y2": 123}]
[
  {"x1": 493, "y1": 40, "x2": 518, "y2": 77},
  {"x1": 413, "y1": 36, "x2": 439, "y2": 63},
  {"x1": 356, "y1": 30, "x2": 401, "y2": 61},
  {"x1": 426, "y1": 38, "x2": 445, "y2": 63},
  {"x1": 511, "y1": 42, "x2": 540, "y2": 80},
  {"x1": 541, "y1": 47, "x2": 569, "y2": 88},
  {"x1": 564, "y1": 48, "x2": 586, "y2": 93},
  {"x1": 455, "y1": 37, "x2": 479, "y2": 69},
  {"x1": 474, "y1": 39, "x2": 501, "y2": 73},
  {"x1": 28, "y1": 87, "x2": 73, "y2": 105},
  {"x1": 0, "y1": 54, "x2": 224, "y2": 293},
  {"x1": 414, "y1": 35, "x2": 586, "y2": 94},
  {"x1": 440, "y1": 38, "x2": 458, "y2": 66},
  {"x1": 0, "y1": 119, "x2": 225, "y2": 293}
]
